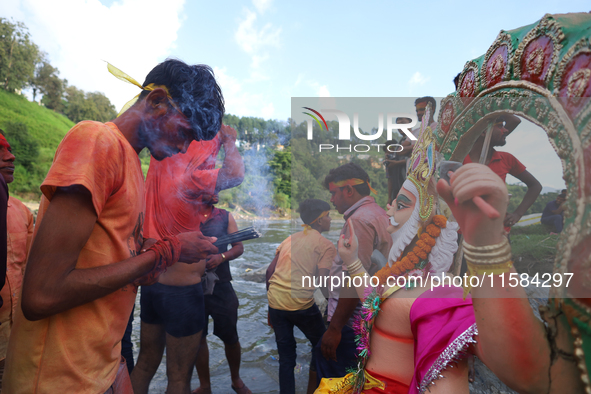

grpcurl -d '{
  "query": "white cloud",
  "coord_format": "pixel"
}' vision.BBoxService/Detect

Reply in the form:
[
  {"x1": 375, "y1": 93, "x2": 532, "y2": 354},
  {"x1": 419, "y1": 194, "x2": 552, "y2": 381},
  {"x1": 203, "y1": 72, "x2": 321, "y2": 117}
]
[
  {"x1": 3, "y1": 0, "x2": 185, "y2": 112},
  {"x1": 252, "y1": 0, "x2": 272, "y2": 14},
  {"x1": 261, "y1": 102, "x2": 274, "y2": 118},
  {"x1": 317, "y1": 85, "x2": 330, "y2": 97},
  {"x1": 214, "y1": 66, "x2": 275, "y2": 118},
  {"x1": 408, "y1": 71, "x2": 430, "y2": 90},
  {"x1": 234, "y1": 8, "x2": 280, "y2": 69}
]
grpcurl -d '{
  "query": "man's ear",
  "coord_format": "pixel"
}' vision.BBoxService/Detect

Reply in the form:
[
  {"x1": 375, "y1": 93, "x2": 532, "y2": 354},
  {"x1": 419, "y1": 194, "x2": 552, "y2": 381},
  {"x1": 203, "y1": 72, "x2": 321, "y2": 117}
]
[
  {"x1": 344, "y1": 185, "x2": 354, "y2": 197},
  {"x1": 144, "y1": 88, "x2": 170, "y2": 117}
]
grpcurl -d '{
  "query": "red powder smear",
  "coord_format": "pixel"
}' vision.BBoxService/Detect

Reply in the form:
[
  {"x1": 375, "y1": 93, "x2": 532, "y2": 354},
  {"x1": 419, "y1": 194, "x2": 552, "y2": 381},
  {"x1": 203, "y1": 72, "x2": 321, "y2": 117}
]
[{"x1": 0, "y1": 135, "x2": 10, "y2": 149}]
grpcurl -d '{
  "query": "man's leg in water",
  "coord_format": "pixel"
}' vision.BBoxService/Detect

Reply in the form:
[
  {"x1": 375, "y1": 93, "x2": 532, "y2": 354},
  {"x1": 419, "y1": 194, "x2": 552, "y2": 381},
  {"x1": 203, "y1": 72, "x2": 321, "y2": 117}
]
[
  {"x1": 194, "y1": 336, "x2": 212, "y2": 394},
  {"x1": 166, "y1": 330, "x2": 203, "y2": 394},
  {"x1": 130, "y1": 321, "x2": 166, "y2": 394},
  {"x1": 195, "y1": 281, "x2": 250, "y2": 393},
  {"x1": 225, "y1": 339, "x2": 249, "y2": 392}
]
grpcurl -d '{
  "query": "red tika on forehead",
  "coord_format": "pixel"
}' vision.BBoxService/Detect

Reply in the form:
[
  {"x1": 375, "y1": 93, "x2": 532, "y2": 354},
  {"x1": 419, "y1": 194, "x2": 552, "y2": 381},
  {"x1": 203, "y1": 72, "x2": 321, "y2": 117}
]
[{"x1": 0, "y1": 135, "x2": 10, "y2": 149}]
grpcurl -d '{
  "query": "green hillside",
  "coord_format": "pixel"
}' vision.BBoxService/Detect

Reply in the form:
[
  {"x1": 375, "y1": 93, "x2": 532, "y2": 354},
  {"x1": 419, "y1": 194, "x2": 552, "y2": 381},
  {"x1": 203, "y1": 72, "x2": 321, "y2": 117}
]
[{"x1": 0, "y1": 89, "x2": 74, "y2": 198}]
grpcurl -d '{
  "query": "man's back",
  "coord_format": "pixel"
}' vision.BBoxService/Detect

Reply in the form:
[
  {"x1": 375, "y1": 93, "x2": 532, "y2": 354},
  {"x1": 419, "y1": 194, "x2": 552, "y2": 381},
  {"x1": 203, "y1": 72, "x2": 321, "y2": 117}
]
[{"x1": 268, "y1": 229, "x2": 336, "y2": 311}]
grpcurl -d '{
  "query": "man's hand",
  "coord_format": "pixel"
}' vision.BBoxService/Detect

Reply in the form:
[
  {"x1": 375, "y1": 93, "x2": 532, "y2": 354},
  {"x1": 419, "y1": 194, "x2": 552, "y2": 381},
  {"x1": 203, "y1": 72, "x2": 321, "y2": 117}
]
[
  {"x1": 219, "y1": 124, "x2": 237, "y2": 145},
  {"x1": 504, "y1": 212, "x2": 522, "y2": 227},
  {"x1": 205, "y1": 254, "x2": 224, "y2": 270},
  {"x1": 177, "y1": 231, "x2": 218, "y2": 262},
  {"x1": 321, "y1": 326, "x2": 341, "y2": 361},
  {"x1": 140, "y1": 238, "x2": 157, "y2": 252},
  {"x1": 437, "y1": 163, "x2": 508, "y2": 246}
]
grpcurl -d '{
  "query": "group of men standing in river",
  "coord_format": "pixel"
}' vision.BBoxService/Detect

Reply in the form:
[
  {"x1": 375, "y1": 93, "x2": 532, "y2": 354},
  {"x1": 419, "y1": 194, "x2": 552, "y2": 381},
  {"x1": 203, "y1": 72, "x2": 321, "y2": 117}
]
[{"x1": 0, "y1": 59, "x2": 253, "y2": 394}]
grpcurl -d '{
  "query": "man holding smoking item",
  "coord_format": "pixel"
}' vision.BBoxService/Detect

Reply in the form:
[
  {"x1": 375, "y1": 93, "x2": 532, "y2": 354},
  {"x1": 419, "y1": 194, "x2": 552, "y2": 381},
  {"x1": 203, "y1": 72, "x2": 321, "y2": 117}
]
[
  {"x1": 3, "y1": 59, "x2": 224, "y2": 394},
  {"x1": 130, "y1": 107, "x2": 245, "y2": 392}
]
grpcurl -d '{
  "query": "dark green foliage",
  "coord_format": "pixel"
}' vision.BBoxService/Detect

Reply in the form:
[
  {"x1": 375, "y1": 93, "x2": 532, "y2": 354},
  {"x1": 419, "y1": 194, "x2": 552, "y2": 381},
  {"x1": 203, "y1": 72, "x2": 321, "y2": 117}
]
[
  {"x1": 1, "y1": 121, "x2": 42, "y2": 194},
  {"x1": 64, "y1": 87, "x2": 117, "y2": 123},
  {"x1": 0, "y1": 18, "x2": 40, "y2": 92},
  {"x1": 507, "y1": 184, "x2": 558, "y2": 216},
  {"x1": 0, "y1": 88, "x2": 73, "y2": 197}
]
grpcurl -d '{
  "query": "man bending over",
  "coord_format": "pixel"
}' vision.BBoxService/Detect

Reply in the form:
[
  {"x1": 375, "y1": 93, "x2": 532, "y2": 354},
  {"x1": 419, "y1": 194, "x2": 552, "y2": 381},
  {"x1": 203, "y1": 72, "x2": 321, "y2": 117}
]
[{"x1": 3, "y1": 59, "x2": 224, "y2": 394}]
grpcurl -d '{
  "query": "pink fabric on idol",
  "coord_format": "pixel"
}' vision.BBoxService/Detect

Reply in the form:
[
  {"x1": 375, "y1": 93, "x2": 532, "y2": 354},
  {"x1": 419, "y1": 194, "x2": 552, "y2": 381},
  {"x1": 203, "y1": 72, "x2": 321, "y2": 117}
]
[{"x1": 409, "y1": 286, "x2": 477, "y2": 394}]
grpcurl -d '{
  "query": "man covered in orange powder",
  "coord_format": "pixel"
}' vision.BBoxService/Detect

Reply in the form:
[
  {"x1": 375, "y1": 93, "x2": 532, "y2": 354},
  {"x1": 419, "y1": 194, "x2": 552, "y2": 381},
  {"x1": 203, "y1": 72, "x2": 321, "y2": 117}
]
[
  {"x1": 0, "y1": 131, "x2": 34, "y2": 390},
  {"x1": 3, "y1": 59, "x2": 224, "y2": 394},
  {"x1": 131, "y1": 122, "x2": 245, "y2": 394}
]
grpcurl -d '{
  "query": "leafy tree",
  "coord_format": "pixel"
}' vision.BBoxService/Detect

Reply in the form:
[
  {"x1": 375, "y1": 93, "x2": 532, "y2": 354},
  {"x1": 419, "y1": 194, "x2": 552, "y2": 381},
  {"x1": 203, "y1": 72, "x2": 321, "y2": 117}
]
[
  {"x1": 86, "y1": 91, "x2": 117, "y2": 122},
  {"x1": 0, "y1": 18, "x2": 40, "y2": 92},
  {"x1": 40, "y1": 71, "x2": 66, "y2": 112},
  {"x1": 63, "y1": 86, "x2": 116, "y2": 123}
]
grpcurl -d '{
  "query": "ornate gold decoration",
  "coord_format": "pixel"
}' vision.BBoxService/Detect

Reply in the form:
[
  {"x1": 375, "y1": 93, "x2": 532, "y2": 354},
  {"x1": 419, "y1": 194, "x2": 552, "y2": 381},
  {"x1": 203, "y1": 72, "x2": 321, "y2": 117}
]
[
  {"x1": 526, "y1": 47, "x2": 545, "y2": 76},
  {"x1": 481, "y1": 31, "x2": 513, "y2": 88},
  {"x1": 554, "y1": 38, "x2": 591, "y2": 93},
  {"x1": 513, "y1": 14, "x2": 565, "y2": 86},
  {"x1": 568, "y1": 69, "x2": 591, "y2": 98},
  {"x1": 458, "y1": 61, "x2": 481, "y2": 97},
  {"x1": 407, "y1": 103, "x2": 436, "y2": 221}
]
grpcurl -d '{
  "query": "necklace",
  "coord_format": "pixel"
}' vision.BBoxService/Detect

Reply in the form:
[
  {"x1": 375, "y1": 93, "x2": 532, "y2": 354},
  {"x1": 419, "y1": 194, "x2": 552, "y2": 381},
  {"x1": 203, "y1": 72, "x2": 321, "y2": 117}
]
[{"x1": 374, "y1": 215, "x2": 447, "y2": 285}]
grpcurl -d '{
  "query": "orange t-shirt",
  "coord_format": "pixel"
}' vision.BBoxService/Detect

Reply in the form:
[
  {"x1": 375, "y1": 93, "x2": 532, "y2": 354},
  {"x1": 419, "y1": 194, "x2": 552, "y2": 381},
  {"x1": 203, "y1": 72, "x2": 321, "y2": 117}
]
[
  {"x1": 4, "y1": 121, "x2": 145, "y2": 394},
  {"x1": 0, "y1": 197, "x2": 34, "y2": 360},
  {"x1": 144, "y1": 135, "x2": 221, "y2": 240},
  {"x1": 267, "y1": 230, "x2": 336, "y2": 311}
]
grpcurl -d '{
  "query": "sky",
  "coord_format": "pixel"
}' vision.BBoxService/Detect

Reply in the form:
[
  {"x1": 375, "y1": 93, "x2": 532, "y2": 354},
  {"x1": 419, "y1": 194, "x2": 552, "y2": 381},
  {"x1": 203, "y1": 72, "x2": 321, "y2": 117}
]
[{"x1": 1, "y1": 0, "x2": 588, "y2": 189}]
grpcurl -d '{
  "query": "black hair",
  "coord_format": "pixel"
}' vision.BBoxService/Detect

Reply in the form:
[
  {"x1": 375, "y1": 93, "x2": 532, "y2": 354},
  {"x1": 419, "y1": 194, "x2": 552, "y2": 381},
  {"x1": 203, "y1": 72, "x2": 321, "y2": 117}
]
[
  {"x1": 323, "y1": 162, "x2": 371, "y2": 196},
  {"x1": 559, "y1": 189, "x2": 567, "y2": 197},
  {"x1": 415, "y1": 96, "x2": 437, "y2": 115},
  {"x1": 138, "y1": 58, "x2": 224, "y2": 141},
  {"x1": 299, "y1": 199, "x2": 331, "y2": 224}
]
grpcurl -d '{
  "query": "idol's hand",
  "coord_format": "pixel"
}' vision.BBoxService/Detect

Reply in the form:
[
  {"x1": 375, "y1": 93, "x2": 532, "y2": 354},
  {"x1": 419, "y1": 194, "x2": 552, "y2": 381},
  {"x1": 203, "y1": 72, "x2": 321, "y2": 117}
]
[
  {"x1": 338, "y1": 219, "x2": 359, "y2": 268},
  {"x1": 437, "y1": 163, "x2": 508, "y2": 246}
]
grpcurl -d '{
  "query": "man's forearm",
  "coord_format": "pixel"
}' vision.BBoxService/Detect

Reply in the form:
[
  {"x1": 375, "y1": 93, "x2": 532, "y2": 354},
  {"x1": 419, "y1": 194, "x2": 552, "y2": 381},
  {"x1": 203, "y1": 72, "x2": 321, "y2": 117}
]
[
  {"x1": 22, "y1": 251, "x2": 156, "y2": 321},
  {"x1": 514, "y1": 185, "x2": 542, "y2": 216},
  {"x1": 223, "y1": 242, "x2": 244, "y2": 261},
  {"x1": 216, "y1": 140, "x2": 245, "y2": 192},
  {"x1": 327, "y1": 296, "x2": 358, "y2": 333}
]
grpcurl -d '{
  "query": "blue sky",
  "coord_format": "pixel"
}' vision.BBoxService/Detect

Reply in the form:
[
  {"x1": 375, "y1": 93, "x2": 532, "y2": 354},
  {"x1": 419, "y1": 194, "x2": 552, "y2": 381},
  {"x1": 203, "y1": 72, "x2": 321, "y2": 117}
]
[{"x1": 2, "y1": 0, "x2": 587, "y2": 189}]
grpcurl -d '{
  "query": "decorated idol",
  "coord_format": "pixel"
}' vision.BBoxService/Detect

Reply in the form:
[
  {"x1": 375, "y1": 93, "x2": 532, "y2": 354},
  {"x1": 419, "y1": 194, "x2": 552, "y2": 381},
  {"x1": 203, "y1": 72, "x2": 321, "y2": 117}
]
[{"x1": 315, "y1": 104, "x2": 480, "y2": 394}]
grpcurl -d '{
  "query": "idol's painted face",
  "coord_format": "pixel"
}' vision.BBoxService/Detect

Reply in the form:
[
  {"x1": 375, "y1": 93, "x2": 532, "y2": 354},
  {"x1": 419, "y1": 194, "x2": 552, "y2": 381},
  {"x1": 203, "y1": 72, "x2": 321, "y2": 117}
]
[{"x1": 386, "y1": 187, "x2": 416, "y2": 234}]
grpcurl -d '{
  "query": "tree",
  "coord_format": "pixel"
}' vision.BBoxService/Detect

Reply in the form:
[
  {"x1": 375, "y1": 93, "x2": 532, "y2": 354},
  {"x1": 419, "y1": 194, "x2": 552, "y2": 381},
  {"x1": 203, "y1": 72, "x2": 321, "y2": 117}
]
[
  {"x1": 63, "y1": 87, "x2": 117, "y2": 123},
  {"x1": 0, "y1": 18, "x2": 40, "y2": 92},
  {"x1": 86, "y1": 91, "x2": 117, "y2": 122},
  {"x1": 30, "y1": 56, "x2": 63, "y2": 104}
]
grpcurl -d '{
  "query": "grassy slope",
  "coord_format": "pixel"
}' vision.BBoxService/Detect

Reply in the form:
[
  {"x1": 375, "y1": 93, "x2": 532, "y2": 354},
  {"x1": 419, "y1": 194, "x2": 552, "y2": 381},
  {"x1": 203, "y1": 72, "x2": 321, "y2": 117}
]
[
  {"x1": 0, "y1": 89, "x2": 74, "y2": 149},
  {"x1": 0, "y1": 89, "x2": 75, "y2": 199}
]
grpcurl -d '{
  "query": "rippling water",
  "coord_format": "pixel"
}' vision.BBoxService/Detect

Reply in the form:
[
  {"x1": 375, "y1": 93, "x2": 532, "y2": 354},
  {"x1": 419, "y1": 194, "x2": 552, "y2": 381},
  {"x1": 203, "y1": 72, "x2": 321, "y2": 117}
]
[{"x1": 131, "y1": 219, "x2": 344, "y2": 394}]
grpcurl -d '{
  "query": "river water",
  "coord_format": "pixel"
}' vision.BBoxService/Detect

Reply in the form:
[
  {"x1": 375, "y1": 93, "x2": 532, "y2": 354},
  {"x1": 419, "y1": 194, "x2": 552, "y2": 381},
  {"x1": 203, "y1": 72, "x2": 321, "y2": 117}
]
[{"x1": 131, "y1": 219, "x2": 344, "y2": 394}]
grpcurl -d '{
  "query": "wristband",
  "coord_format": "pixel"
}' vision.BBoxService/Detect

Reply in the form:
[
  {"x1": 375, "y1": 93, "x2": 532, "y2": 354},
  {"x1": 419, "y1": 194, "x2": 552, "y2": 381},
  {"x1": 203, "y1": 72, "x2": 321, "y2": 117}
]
[{"x1": 134, "y1": 236, "x2": 182, "y2": 286}]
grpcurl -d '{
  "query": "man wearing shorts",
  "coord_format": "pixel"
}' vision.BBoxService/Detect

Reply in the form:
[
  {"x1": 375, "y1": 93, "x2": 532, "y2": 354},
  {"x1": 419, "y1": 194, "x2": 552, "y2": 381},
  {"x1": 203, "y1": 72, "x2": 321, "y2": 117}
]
[
  {"x1": 131, "y1": 124, "x2": 245, "y2": 394},
  {"x1": 193, "y1": 193, "x2": 247, "y2": 394},
  {"x1": 3, "y1": 59, "x2": 224, "y2": 394}
]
